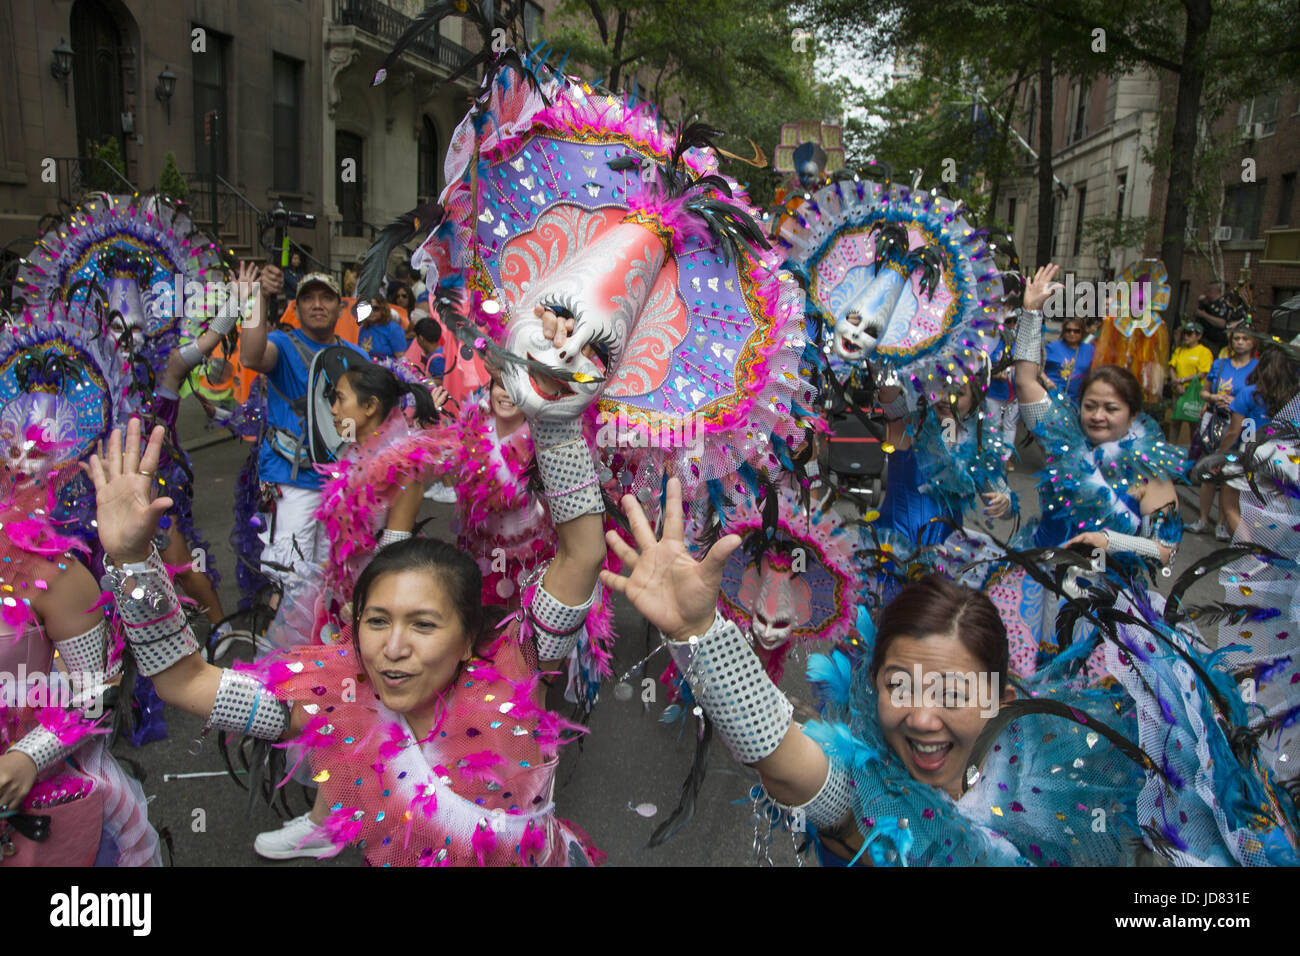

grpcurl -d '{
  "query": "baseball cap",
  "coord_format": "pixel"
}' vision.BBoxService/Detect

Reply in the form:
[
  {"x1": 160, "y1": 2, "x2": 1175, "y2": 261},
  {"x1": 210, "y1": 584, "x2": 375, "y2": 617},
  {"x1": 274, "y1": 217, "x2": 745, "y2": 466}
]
[
  {"x1": 1182, "y1": 321, "x2": 1203, "y2": 333},
  {"x1": 296, "y1": 272, "x2": 341, "y2": 299}
]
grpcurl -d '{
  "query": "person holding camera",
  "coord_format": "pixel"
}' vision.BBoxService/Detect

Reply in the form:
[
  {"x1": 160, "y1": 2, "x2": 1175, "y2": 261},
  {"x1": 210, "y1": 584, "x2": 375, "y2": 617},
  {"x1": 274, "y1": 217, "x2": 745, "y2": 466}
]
[{"x1": 238, "y1": 262, "x2": 368, "y2": 593}]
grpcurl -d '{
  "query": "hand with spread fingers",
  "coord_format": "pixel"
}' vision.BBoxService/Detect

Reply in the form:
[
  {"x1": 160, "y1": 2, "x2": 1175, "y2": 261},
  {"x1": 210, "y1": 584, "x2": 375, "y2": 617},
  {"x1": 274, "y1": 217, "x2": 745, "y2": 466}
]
[
  {"x1": 83, "y1": 418, "x2": 175, "y2": 563},
  {"x1": 600, "y1": 477, "x2": 742, "y2": 643}
]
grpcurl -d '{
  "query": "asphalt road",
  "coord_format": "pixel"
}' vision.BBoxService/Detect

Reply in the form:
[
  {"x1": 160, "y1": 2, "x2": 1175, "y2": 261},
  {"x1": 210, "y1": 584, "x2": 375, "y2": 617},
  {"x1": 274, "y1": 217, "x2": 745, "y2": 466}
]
[{"x1": 120, "y1": 396, "x2": 1230, "y2": 867}]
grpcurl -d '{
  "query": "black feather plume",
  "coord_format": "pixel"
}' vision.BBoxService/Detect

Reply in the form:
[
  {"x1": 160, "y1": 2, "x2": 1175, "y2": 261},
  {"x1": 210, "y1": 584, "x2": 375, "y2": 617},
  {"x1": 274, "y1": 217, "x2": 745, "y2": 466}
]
[
  {"x1": 647, "y1": 719, "x2": 712, "y2": 847},
  {"x1": 356, "y1": 201, "x2": 443, "y2": 302},
  {"x1": 1163, "y1": 543, "x2": 1275, "y2": 626}
]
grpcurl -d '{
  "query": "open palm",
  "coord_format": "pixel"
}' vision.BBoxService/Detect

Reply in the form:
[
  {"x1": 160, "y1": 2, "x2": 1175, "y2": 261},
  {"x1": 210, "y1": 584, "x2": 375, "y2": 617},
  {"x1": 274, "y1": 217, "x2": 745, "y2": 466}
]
[
  {"x1": 84, "y1": 419, "x2": 174, "y2": 562},
  {"x1": 601, "y1": 478, "x2": 741, "y2": 642}
]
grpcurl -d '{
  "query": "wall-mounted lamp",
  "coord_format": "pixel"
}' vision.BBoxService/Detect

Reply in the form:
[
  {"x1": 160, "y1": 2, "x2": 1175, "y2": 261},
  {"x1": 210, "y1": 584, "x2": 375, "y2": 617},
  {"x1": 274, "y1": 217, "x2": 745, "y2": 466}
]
[
  {"x1": 50, "y1": 38, "x2": 74, "y2": 106},
  {"x1": 155, "y1": 65, "x2": 176, "y2": 124}
]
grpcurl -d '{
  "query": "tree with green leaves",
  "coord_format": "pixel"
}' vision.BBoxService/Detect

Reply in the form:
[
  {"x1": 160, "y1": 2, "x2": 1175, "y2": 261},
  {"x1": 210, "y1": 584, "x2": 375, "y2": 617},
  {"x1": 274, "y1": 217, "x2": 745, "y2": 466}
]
[
  {"x1": 547, "y1": 0, "x2": 842, "y2": 205},
  {"x1": 802, "y1": 0, "x2": 1300, "y2": 308}
]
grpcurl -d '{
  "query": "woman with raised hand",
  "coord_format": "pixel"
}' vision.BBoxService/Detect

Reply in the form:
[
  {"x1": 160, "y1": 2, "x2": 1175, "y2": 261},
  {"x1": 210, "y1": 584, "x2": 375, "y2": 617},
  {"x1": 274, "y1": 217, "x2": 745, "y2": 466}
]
[
  {"x1": 1012, "y1": 264, "x2": 1183, "y2": 571},
  {"x1": 88, "y1": 308, "x2": 609, "y2": 866},
  {"x1": 602, "y1": 478, "x2": 1300, "y2": 867}
]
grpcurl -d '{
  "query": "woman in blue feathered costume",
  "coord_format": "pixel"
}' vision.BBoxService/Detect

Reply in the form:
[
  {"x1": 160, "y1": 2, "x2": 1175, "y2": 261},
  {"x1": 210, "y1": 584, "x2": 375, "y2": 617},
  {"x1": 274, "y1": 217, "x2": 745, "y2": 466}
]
[
  {"x1": 601, "y1": 478, "x2": 1300, "y2": 866},
  {"x1": 1012, "y1": 264, "x2": 1185, "y2": 572}
]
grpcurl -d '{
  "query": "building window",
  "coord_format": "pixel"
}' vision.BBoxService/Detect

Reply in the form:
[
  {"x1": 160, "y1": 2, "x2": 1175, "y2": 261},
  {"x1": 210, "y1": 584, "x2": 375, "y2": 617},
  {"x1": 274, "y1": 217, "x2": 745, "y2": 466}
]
[
  {"x1": 523, "y1": 1, "x2": 544, "y2": 45},
  {"x1": 272, "y1": 55, "x2": 302, "y2": 192},
  {"x1": 1237, "y1": 94, "x2": 1280, "y2": 138},
  {"x1": 192, "y1": 26, "x2": 230, "y2": 180},
  {"x1": 1115, "y1": 171, "x2": 1127, "y2": 219},
  {"x1": 418, "y1": 117, "x2": 438, "y2": 203},
  {"x1": 1278, "y1": 172, "x2": 1296, "y2": 227},
  {"x1": 336, "y1": 131, "x2": 365, "y2": 237},
  {"x1": 1072, "y1": 185, "x2": 1087, "y2": 256},
  {"x1": 1070, "y1": 80, "x2": 1090, "y2": 143},
  {"x1": 1005, "y1": 196, "x2": 1016, "y2": 231},
  {"x1": 1024, "y1": 84, "x2": 1037, "y2": 146},
  {"x1": 1224, "y1": 181, "x2": 1267, "y2": 239}
]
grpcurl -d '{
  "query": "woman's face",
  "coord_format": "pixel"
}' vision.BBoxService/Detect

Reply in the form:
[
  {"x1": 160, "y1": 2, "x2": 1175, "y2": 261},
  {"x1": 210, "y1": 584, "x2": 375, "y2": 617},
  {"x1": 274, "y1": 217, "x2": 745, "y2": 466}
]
[
  {"x1": 330, "y1": 375, "x2": 382, "y2": 442},
  {"x1": 489, "y1": 377, "x2": 524, "y2": 426},
  {"x1": 1079, "y1": 380, "x2": 1134, "y2": 444},
  {"x1": 1230, "y1": 332, "x2": 1254, "y2": 356},
  {"x1": 1061, "y1": 322, "x2": 1085, "y2": 346},
  {"x1": 875, "y1": 632, "x2": 1007, "y2": 800},
  {"x1": 356, "y1": 570, "x2": 473, "y2": 733},
  {"x1": 394, "y1": 288, "x2": 414, "y2": 310}
]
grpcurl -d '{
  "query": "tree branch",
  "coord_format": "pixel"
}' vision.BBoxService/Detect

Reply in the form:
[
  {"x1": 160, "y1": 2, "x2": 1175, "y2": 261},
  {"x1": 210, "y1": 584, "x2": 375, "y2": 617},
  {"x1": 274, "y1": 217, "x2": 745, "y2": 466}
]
[{"x1": 585, "y1": 0, "x2": 609, "y2": 45}]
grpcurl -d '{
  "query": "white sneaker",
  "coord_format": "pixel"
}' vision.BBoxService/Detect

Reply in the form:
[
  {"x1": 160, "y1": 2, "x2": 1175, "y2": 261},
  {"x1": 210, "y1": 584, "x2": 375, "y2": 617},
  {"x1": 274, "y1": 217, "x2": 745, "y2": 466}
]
[
  {"x1": 253, "y1": 812, "x2": 340, "y2": 861},
  {"x1": 1215, "y1": 524, "x2": 1230, "y2": 542},
  {"x1": 424, "y1": 484, "x2": 457, "y2": 504}
]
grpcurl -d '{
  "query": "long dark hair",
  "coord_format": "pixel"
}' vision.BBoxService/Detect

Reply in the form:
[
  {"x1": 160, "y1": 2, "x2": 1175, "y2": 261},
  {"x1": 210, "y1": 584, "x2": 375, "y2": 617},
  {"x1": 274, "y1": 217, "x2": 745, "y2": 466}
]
[
  {"x1": 870, "y1": 574, "x2": 1009, "y2": 698},
  {"x1": 1247, "y1": 345, "x2": 1300, "y2": 417},
  {"x1": 351, "y1": 537, "x2": 505, "y2": 658},
  {"x1": 342, "y1": 362, "x2": 440, "y2": 426}
]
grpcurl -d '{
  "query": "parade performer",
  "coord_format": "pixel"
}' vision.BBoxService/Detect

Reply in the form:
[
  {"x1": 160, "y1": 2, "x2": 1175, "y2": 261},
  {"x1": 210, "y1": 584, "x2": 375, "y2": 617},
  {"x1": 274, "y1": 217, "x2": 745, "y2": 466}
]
[
  {"x1": 602, "y1": 477, "x2": 1299, "y2": 867},
  {"x1": 1089, "y1": 257, "x2": 1172, "y2": 407},
  {"x1": 11, "y1": 193, "x2": 234, "y2": 743},
  {"x1": 0, "y1": 319, "x2": 160, "y2": 866},
  {"x1": 1212, "y1": 380, "x2": 1300, "y2": 788},
  {"x1": 90, "y1": 312, "x2": 611, "y2": 866}
]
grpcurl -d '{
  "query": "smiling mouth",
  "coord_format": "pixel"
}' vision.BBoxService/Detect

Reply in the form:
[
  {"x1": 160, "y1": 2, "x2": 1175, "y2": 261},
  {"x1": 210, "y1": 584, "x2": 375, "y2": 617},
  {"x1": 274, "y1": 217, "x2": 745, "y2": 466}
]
[
  {"x1": 380, "y1": 670, "x2": 416, "y2": 688},
  {"x1": 907, "y1": 737, "x2": 954, "y2": 772}
]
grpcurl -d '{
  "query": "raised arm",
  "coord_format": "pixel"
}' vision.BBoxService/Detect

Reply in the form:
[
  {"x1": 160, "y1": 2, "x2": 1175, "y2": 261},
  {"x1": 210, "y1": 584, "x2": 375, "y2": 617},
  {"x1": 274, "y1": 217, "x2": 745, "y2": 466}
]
[
  {"x1": 601, "y1": 478, "x2": 846, "y2": 818},
  {"x1": 1012, "y1": 264, "x2": 1063, "y2": 409},
  {"x1": 237, "y1": 261, "x2": 281, "y2": 374},
  {"x1": 87, "y1": 419, "x2": 303, "y2": 740}
]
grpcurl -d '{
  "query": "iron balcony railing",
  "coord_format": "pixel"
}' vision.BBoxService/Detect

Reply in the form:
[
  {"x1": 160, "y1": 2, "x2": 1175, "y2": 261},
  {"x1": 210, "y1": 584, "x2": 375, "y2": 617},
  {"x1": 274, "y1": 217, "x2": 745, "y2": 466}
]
[{"x1": 333, "y1": 0, "x2": 476, "y2": 74}]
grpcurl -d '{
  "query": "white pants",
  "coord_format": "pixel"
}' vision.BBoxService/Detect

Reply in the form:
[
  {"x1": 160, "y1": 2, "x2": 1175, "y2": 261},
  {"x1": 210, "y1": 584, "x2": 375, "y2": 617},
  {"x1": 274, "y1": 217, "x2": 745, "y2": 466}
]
[
  {"x1": 257, "y1": 484, "x2": 329, "y2": 590},
  {"x1": 985, "y1": 396, "x2": 1020, "y2": 460}
]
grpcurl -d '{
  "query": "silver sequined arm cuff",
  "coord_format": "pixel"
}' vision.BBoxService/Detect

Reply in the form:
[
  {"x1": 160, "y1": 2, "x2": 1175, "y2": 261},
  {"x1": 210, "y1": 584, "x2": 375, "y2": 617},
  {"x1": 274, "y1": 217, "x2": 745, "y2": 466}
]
[
  {"x1": 378, "y1": 529, "x2": 411, "y2": 548},
  {"x1": 53, "y1": 618, "x2": 119, "y2": 682},
  {"x1": 768, "y1": 757, "x2": 854, "y2": 830},
  {"x1": 666, "y1": 613, "x2": 794, "y2": 765},
  {"x1": 7, "y1": 727, "x2": 77, "y2": 775},
  {"x1": 1020, "y1": 397, "x2": 1051, "y2": 430},
  {"x1": 532, "y1": 419, "x2": 605, "y2": 525},
  {"x1": 178, "y1": 342, "x2": 204, "y2": 370},
  {"x1": 1012, "y1": 308, "x2": 1044, "y2": 363},
  {"x1": 529, "y1": 576, "x2": 597, "y2": 661},
  {"x1": 1104, "y1": 531, "x2": 1164, "y2": 562},
  {"x1": 880, "y1": 390, "x2": 910, "y2": 422},
  {"x1": 205, "y1": 668, "x2": 290, "y2": 740},
  {"x1": 103, "y1": 547, "x2": 201, "y2": 677}
]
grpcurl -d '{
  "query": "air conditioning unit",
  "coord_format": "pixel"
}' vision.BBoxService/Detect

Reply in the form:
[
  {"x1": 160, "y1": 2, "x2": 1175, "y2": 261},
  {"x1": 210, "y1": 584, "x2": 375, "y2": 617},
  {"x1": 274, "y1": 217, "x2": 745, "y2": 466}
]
[
  {"x1": 1214, "y1": 225, "x2": 1234, "y2": 242},
  {"x1": 1241, "y1": 122, "x2": 1266, "y2": 141}
]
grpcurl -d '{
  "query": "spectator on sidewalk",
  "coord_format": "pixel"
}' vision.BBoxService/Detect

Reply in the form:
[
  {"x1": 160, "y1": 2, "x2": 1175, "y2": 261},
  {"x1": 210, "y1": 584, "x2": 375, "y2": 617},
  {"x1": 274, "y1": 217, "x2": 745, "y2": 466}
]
[
  {"x1": 1168, "y1": 321, "x2": 1213, "y2": 446},
  {"x1": 357, "y1": 295, "x2": 408, "y2": 361},
  {"x1": 404, "y1": 317, "x2": 447, "y2": 382}
]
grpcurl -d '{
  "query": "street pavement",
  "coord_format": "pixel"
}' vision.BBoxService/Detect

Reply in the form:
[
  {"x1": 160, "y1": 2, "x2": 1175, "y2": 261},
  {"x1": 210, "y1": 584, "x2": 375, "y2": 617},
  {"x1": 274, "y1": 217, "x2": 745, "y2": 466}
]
[{"x1": 121, "y1": 396, "x2": 1232, "y2": 867}]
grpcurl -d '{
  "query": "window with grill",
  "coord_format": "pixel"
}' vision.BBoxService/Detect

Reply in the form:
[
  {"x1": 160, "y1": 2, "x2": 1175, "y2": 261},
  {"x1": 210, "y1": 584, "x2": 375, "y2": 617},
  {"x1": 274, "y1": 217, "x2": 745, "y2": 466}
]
[{"x1": 192, "y1": 27, "x2": 230, "y2": 179}]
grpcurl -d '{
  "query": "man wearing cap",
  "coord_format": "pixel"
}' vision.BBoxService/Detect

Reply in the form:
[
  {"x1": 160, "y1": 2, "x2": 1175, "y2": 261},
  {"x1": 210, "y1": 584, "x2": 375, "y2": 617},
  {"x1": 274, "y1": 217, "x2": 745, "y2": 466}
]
[{"x1": 238, "y1": 263, "x2": 368, "y2": 593}]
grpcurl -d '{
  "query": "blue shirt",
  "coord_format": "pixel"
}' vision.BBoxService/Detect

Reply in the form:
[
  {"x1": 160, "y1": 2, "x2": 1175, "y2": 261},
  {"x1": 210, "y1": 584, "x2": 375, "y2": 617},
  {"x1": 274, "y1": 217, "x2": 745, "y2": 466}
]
[
  {"x1": 1229, "y1": 383, "x2": 1270, "y2": 433},
  {"x1": 358, "y1": 321, "x2": 407, "y2": 360},
  {"x1": 1206, "y1": 356, "x2": 1257, "y2": 404},
  {"x1": 1044, "y1": 340, "x2": 1094, "y2": 404},
  {"x1": 986, "y1": 339, "x2": 1011, "y2": 401},
  {"x1": 257, "y1": 328, "x2": 367, "y2": 489}
]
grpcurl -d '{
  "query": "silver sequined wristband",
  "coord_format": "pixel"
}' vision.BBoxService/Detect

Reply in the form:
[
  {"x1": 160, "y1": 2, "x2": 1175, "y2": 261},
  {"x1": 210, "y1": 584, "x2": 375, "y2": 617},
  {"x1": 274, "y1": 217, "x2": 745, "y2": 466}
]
[
  {"x1": 1012, "y1": 308, "x2": 1043, "y2": 363},
  {"x1": 54, "y1": 618, "x2": 119, "y2": 682},
  {"x1": 530, "y1": 578, "x2": 596, "y2": 661},
  {"x1": 7, "y1": 727, "x2": 76, "y2": 775},
  {"x1": 1104, "y1": 531, "x2": 1164, "y2": 562},
  {"x1": 378, "y1": 529, "x2": 411, "y2": 548},
  {"x1": 768, "y1": 757, "x2": 854, "y2": 830},
  {"x1": 206, "y1": 669, "x2": 290, "y2": 740},
  {"x1": 667, "y1": 613, "x2": 794, "y2": 765},
  {"x1": 532, "y1": 419, "x2": 605, "y2": 525},
  {"x1": 105, "y1": 547, "x2": 201, "y2": 676}
]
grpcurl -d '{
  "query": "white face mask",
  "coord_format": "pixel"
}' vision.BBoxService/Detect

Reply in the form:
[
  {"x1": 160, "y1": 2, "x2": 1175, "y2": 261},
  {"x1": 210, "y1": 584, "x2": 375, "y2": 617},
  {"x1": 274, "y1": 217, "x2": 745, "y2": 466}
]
[
  {"x1": 107, "y1": 278, "x2": 146, "y2": 352},
  {"x1": 832, "y1": 310, "x2": 880, "y2": 364}
]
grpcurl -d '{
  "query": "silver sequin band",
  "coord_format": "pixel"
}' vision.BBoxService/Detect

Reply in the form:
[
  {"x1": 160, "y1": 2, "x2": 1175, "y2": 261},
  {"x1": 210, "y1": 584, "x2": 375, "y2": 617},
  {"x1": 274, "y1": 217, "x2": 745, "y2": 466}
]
[
  {"x1": 53, "y1": 618, "x2": 119, "y2": 682},
  {"x1": 880, "y1": 390, "x2": 910, "y2": 422},
  {"x1": 529, "y1": 576, "x2": 596, "y2": 661},
  {"x1": 106, "y1": 547, "x2": 201, "y2": 676},
  {"x1": 178, "y1": 342, "x2": 204, "y2": 369},
  {"x1": 7, "y1": 726, "x2": 75, "y2": 775},
  {"x1": 208, "y1": 306, "x2": 238, "y2": 337},
  {"x1": 768, "y1": 757, "x2": 854, "y2": 830},
  {"x1": 1012, "y1": 308, "x2": 1043, "y2": 363},
  {"x1": 378, "y1": 529, "x2": 411, "y2": 548},
  {"x1": 206, "y1": 668, "x2": 290, "y2": 740},
  {"x1": 666, "y1": 613, "x2": 794, "y2": 765},
  {"x1": 532, "y1": 419, "x2": 605, "y2": 525},
  {"x1": 1105, "y1": 531, "x2": 1164, "y2": 561}
]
